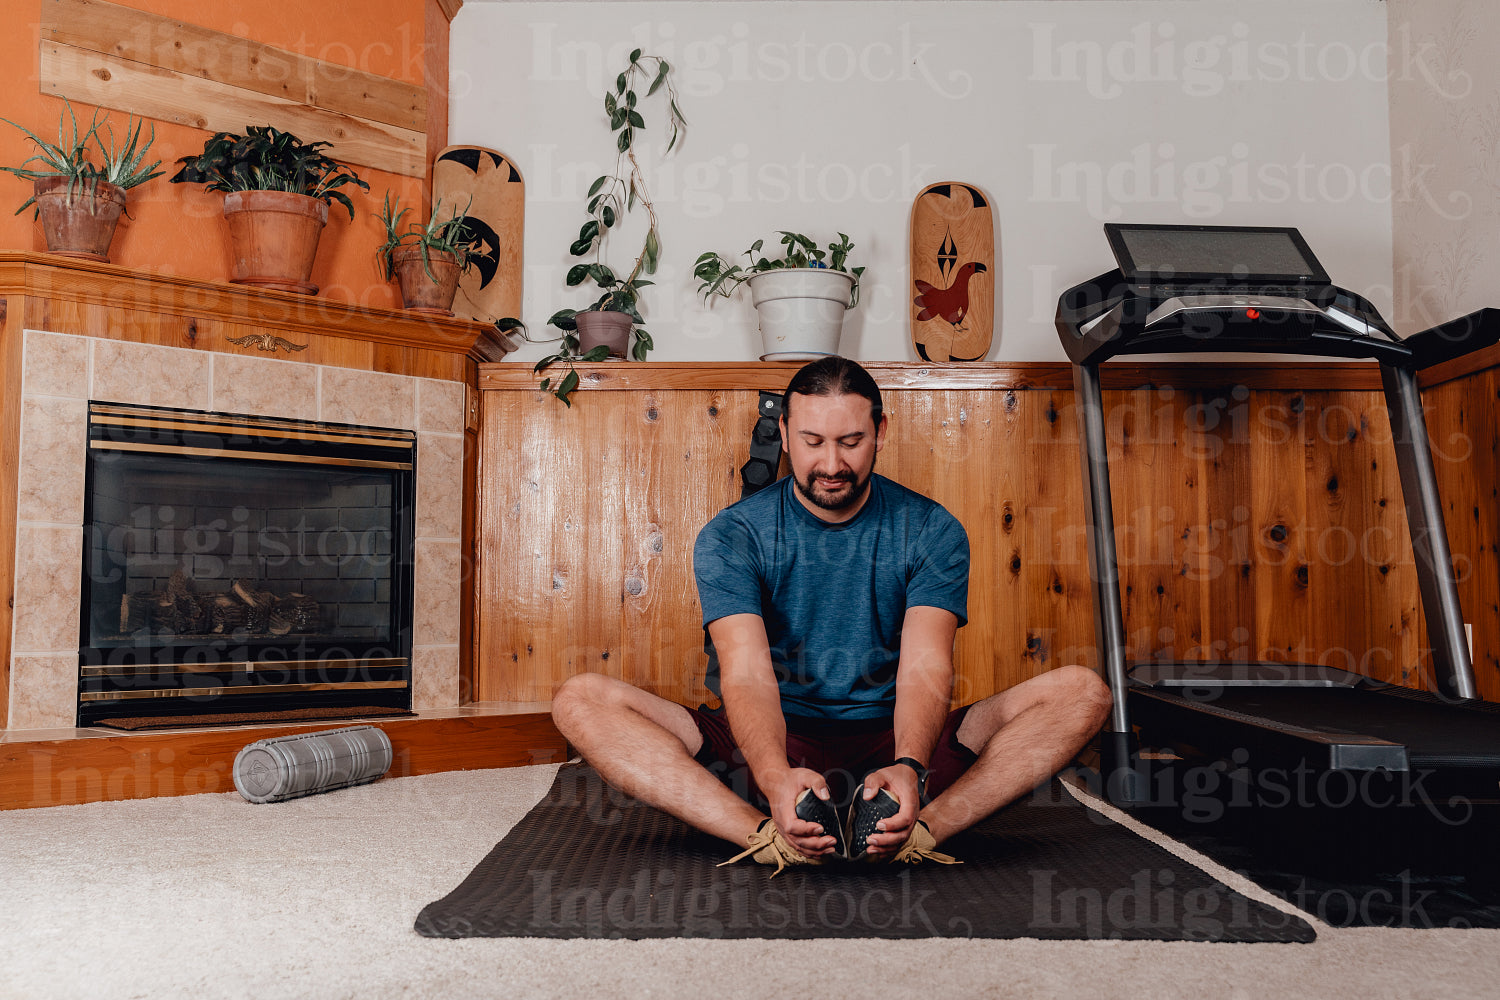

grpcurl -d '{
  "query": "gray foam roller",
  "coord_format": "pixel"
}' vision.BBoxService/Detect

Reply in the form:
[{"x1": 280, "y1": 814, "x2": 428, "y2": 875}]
[{"x1": 233, "y1": 725, "x2": 393, "y2": 803}]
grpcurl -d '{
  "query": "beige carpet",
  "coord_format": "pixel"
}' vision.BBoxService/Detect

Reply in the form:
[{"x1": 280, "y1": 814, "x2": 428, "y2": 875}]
[{"x1": 1, "y1": 762, "x2": 1497, "y2": 1000}]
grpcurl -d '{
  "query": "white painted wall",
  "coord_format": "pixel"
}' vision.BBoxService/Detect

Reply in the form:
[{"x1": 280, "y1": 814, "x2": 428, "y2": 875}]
[{"x1": 452, "y1": 1, "x2": 1393, "y2": 363}]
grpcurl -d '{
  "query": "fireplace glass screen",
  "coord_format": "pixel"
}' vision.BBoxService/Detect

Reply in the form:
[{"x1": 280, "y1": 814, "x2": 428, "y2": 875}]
[{"x1": 79, "y1": 402, "x2": 415, "y2": 726}]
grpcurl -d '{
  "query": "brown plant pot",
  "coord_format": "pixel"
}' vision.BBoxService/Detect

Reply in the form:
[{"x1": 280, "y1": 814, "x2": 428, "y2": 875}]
[
  {"x1": 223, "y1": 190, "x2": 329, "y2": 295},
  {"x1": 391, "y1": 246, "x2": 463, "y2": 314},
  {"x1": 33, "y1": 176, "x2": 126, "y2": 262},
  {"x1": 575, "y1": 310, "x2": 633, "y2": 359}
]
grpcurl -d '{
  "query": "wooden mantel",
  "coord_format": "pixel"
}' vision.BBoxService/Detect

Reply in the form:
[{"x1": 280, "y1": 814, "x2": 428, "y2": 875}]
[{"x1": 0, "y1": 251, "x2": 518, "y2": 382}]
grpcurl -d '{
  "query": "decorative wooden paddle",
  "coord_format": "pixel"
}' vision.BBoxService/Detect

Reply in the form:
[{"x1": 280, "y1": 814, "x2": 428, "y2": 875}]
[
  {"x1": 432, "y1": 145, "x2": 525, "y2": 324},
  {"x1": 909, "y1": 182, "x2": 995, "y2": 362}
]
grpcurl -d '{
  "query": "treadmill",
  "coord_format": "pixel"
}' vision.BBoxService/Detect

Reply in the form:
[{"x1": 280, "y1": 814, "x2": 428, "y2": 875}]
[{"x1": 1056, "y1": 223, "x2": 1500, "y2": 810}]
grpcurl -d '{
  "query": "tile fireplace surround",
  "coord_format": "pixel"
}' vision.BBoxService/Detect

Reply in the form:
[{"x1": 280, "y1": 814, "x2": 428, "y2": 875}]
[{"x1": 9, "y1": 329, "x2": 464, "y2": 729}]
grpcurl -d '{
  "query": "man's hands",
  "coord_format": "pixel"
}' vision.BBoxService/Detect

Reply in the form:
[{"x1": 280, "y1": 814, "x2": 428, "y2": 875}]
[
  {"x1": 762, "y1": 767, "x2": 839, "y2": 858},
  {"x1": 853, "y1": 763, "x2": 923, "y2": 857}
]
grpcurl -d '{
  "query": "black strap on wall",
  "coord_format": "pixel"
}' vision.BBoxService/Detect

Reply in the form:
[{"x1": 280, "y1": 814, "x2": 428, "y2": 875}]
[{"x1": 740, "y1": 391, "x2": 784, "y2": 499}]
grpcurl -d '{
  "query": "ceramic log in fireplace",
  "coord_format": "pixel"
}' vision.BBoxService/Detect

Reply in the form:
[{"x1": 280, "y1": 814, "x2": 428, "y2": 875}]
[{"x1": 78, "y1": 402, "x2": 415, "y2": 726}]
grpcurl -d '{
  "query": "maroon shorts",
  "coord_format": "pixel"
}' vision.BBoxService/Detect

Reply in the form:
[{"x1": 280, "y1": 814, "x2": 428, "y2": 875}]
[{"x1": 689, "y1": 704, "x2": 979, "y2": 812}]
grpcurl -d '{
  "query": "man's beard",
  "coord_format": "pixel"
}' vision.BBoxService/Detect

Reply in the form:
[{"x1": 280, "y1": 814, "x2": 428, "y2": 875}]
[{"x1": 794, "y1": 466, "x2": 872, "y2": 511}]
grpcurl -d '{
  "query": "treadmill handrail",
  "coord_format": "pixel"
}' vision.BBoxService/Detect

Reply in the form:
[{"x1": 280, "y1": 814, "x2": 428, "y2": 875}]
[{"x1": 1055, "y1": 269, "x2": 1416, "y2": 368}]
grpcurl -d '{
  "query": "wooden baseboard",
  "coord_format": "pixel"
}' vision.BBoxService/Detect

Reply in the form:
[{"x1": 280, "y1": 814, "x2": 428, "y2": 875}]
[{"x1": 0, "y1": 705, "x2": 565, "y2": 810}]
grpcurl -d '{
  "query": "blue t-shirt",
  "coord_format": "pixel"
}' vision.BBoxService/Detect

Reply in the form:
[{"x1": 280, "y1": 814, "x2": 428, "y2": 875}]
[{"x1": 693, "y1": 473, "x2": 969, "y2": 720}]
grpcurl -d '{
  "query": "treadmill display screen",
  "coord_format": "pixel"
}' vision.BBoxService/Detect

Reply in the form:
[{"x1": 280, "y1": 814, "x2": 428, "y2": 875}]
[{"x1": 1105, "y1": 224, "x2": 1330, "y2": 288}]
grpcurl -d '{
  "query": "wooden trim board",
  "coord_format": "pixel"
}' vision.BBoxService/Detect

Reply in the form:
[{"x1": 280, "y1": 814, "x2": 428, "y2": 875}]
[
  {"x1": 41, "y1": 43, "x2": 425, "y2": 178},
  {"x1": 1418, "y1": 342, "x2": 1500, "y2": 389},
  {"x1": 478, "y1": 360, "x2": 1388, "y2": 394},
  {"x1": 42, "y1": 0, "x2": 426, "y2": 130},
  {"x1": 0, "y1": 708, "x2": 566, "y2": 810},
  {"x1": 39, "y1": 0, "x2": 427, "y2": 177},
  {"x1": 0, "y1": 298, "x2": 19, "y2": 730},
  {"x1": 0, "y1": 252, "x2": 517, "y2": 369}
]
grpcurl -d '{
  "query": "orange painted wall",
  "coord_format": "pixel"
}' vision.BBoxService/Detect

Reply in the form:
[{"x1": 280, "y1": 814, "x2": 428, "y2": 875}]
[{"x1": 0, "y1": 0, "x2": 449, "y2": 310}]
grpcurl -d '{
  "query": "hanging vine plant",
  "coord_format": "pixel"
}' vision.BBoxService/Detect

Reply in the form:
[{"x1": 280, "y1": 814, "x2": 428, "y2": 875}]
[{"x1": 535, "y1": 49, "x2": 686, "y2": 405}]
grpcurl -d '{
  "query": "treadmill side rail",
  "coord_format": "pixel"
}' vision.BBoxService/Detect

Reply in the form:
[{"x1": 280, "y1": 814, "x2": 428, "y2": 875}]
[
  {"x1": 1073, "y1": 366, "x2": 1131, "y2": 729},
  {"x1": 1130, "y1": 661, "x2": 1363, "y2": 689},
  {"x1": 1130, "y1": 689, "x2": 1411, "y2": 773}
]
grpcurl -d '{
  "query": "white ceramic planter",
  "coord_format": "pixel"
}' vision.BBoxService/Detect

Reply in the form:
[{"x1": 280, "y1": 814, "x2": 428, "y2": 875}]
[{"x1": 747, "y1": 268, "x2": 855, "y2": 361}]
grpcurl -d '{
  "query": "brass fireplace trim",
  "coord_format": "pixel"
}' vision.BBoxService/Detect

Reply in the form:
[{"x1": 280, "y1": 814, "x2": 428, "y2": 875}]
[
  {"x1": 88, "y1": 439, "x2": 413, "y2": 471},
  {"x1": 80, "y1": 680, "x2": 410, "y2": 702},
  {"x1": 90, "y1": 412, "x2": 415, "y2": 448},
  {"x1": 82, "y1": 657, "x2": 409, "y2": 678},
  {"x1": 89, "y1": 403, "x2": 416, "y2": 445}
]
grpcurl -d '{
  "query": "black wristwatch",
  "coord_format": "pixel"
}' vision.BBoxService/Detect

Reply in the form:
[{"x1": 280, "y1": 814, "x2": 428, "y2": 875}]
[{"x1": 893, "y1": 756, "x2": 929, "y2": 800}]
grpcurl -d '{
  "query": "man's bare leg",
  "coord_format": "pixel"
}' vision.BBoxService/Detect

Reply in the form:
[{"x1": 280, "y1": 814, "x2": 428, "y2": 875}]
[
  {"x1": 918, "y1": 665, "x2": 1112, "y2": 845},
  {"x1": 550, "y1": 672, "x2": 765, "y2": 846}
]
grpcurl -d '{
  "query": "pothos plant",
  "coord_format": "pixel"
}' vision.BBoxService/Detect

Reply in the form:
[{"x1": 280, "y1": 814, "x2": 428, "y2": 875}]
[
  {"x1": 694, "y1": 231, "x2": 866, "y2": 307},
  {"x1": 535, "y1": 48, "x2": 685, "y2": 406}
]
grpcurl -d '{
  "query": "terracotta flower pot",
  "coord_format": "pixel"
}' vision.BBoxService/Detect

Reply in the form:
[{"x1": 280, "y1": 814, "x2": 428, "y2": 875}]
[
  {"x1": 33, "y1": 176, "x2": 126, "y2": 262},
  {"x1": 391, "y1": 246, "x2": 463, "y2": 314},
  {"x1": 575, "y1": 310, "x2": 633, "y2": 359},
  {"x1": 222, "y1": 190, "x2": 329, "y2": 295}
]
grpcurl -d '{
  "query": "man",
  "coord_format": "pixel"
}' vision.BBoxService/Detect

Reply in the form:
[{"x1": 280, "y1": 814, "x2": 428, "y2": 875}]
[{"x1": 552, "y1": 356, "x2": 1110, "y2": 873}]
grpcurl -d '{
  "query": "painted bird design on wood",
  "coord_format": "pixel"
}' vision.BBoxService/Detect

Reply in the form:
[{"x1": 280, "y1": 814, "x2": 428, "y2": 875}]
[{"x1": 913, "y1": 261, "x2": 988, "y2": 330}]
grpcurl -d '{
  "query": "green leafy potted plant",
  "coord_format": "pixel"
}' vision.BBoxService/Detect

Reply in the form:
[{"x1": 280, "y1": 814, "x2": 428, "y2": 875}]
[
  {"x1": 535, "y1": 48, "x2": 685, "y2": 405},
  {"x1": 694, "y1": 232, "x2": 866, "y2": 360},
  {"x1": 1, "y1": 100, "x2": 163, "y2": 263},
  {"x1": 170, "y1": 125, "x2": 369, "y2": 295},
  {"x1": 376, "y1": 192, "x2": 479, "y2": 314}
]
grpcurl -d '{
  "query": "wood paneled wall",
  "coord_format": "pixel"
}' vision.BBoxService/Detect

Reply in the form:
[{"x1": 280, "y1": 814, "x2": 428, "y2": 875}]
[
  {"x1": 474, "y1": 361, "x2": 1500, "y2": 707},
  {"x1": 1426, "y1": 367, "x2": 1500, "y2": 697}
]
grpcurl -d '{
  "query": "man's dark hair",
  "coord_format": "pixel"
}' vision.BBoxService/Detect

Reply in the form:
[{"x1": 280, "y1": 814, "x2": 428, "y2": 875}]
[{"x1": 782, "y1": 356, "x2": 883, "y2": 426}]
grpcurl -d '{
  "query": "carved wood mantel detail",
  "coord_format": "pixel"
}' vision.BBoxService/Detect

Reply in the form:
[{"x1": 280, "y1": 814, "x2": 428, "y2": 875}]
[{"x1": 226, "y1": 333, "x2": 309, "y2": 354}]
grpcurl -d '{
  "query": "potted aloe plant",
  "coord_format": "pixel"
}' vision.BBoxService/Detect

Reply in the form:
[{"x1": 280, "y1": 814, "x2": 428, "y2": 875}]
[
  {"x1": 376, "y1": 192, "x2": 479, "y2": 314},
  {"x1": 694, "y1": 232, "x2": 866, "y2": 360},
  {"x1": 1, "y1": 100, "x2": 163, "y2": 263},
  {"x1": 170, "y1": 125, "x2": 369, "y2": 295},
  {"x1": 535, "y1": 49, "x2": 685, "y2": 405}
]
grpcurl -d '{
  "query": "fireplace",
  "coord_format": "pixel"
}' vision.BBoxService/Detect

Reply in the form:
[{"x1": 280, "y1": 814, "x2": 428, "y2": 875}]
[{"x1": 79, "y1": 402, "x2": 416, "y2": 726}]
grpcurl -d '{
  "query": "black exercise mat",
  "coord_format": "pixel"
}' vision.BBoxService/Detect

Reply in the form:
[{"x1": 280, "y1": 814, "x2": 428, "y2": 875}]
[
  {"x1": 1133, "y1": 797, "x2": 1500, "y2": 929},
  {"x1": 415, "y1": 763, "x2": 1314, "y2": 941}
]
